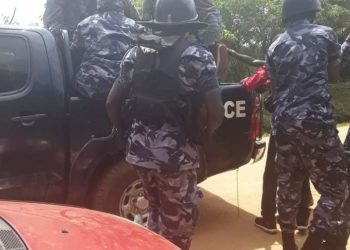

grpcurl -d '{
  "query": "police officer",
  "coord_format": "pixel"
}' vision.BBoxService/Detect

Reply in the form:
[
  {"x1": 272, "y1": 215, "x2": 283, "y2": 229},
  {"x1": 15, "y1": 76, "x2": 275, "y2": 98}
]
[
  {"x1": 320, "y1": 34, "x2": 350, "y2": 250},
  {"x1": 319, "y1": 34, "x2": 350, "y2": 250},
  {"x1": 342, "y1": 35, "x2": 350, "y2": 151},
  {"x1": 266, "y1": 0, "x2": 348, "y2": 249},
  {"x1": 142, "y1": 0, "x2": 222, "y2": 47},
  {"x1": 255, "y1": 134, "x2": 313, "y2": 235},
  {"x1": 43, "y1": 0, "x2": 140, "y2": 36},
  {"x1": 44, "y1": 0, "x2": 95, "y2": 34},
  {"x1": 70, "y1": 0, "x2": 142, "y2": 100},
  {"x1": 106, "y1": 0, "x2": 224, "y2": 248}
]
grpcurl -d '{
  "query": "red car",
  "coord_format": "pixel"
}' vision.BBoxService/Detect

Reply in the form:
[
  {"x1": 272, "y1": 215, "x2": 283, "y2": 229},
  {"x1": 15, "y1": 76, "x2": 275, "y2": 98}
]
[{"x1": 0, "y1": 201, "x2": 179, "y2": 250}]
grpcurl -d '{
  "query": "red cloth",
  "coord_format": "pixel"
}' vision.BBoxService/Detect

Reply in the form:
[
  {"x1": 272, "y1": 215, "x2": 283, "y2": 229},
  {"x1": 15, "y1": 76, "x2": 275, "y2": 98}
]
[{"x1": 241, "y1": 65, "x2": 271, "y2": 91}]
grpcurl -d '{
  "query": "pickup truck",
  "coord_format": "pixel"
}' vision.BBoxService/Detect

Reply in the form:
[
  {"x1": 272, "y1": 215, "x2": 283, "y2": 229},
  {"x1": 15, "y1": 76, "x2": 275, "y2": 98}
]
[{"x1": 0, "y1": 25, "x2": 265, "y2": 224}]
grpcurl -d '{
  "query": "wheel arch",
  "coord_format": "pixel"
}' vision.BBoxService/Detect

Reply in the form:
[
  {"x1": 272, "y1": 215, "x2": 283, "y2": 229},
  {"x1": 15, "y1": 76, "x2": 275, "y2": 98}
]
[{"x1": 65, "y1": 137, "x2": 124, "y2": 206}]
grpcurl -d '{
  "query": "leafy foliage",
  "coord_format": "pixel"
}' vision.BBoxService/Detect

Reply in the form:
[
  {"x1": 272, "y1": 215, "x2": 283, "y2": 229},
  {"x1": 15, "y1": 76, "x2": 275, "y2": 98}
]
[
  {"x1": 1, "y1": 8, "x2": 19, "y2": 25},
  {"x1": 215, "y1": 0, "x2": 283, "y2": 81},
  {"x1": 214, "y1": 0, "x2": 350, "y2": 81},
  {"x1": 132, "y1": 0, "x2": 349, "y2": 81}
]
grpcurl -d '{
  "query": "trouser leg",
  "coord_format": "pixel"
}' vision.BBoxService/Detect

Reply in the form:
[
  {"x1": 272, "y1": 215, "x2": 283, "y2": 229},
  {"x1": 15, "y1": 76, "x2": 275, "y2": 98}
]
[
  {"x1": 137, "y1": 168, "x2": 201, "y2": 250},
  {"x1": 321, "y1": 149, "x2": 350, "y2": 250},
  {"x1": 262, "y1": 134, "x2": 313, "y2": 224},
  {"x1": 303, "y1": 125, "x2": 349, "y2": 249},
  {"x1": 261, "y1": 135, "x2": 278, "y2": 220},
  {"x1": 304, "y1": 127, "x2": 348, "y2": 235},
  {"x1": 297, "y1": 178, "x2": 312, "y2": 225},
  {"x1": 276, "y1": 123, "x2": 348, "y2": 250},
  {"x1": 136, "y1": 168, "x2": 160, "y2": 233},
  {"x1": 276, "y1": 124, "x2": 348, "y2": 235},
  {"x1": 275, "y1": 132, "x2": 305, "y2": 233},
  {"x1": 156, "y1": 169, "x2": 201, "y2": 250}
]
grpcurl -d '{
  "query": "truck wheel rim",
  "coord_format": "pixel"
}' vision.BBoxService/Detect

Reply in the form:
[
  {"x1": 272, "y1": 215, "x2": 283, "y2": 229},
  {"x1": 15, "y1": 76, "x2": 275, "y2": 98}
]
[{"x1": 119, "y1": 179, "x2": 149, "y2": 226}]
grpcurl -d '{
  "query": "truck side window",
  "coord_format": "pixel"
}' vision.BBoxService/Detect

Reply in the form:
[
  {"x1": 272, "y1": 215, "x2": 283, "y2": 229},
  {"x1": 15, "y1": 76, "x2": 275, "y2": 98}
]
[{"x1": 0, "y1": 36, "x2": 29, "y2": 94}]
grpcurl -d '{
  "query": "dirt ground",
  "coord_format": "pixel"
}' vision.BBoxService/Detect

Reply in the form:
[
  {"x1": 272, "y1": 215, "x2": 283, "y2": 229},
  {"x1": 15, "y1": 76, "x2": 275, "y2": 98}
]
[{"x1": 191, "y1": 126, "x2": 349, "y2": 250}]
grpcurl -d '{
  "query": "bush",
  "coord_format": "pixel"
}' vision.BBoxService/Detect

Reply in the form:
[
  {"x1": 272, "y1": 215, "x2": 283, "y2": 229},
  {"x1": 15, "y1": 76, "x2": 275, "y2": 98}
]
[
  {"x1": 214, "y1": 0, "x2": 350, "y2": 82},
  {"x1": 133, "y1": 0, "x2": 350, "y2": 83}
]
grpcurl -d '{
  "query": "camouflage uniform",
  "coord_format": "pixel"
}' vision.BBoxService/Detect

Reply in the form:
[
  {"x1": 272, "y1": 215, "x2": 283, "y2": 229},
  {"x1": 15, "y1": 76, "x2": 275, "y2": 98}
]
[
  {"x1": 44, "y1": 0, "x2": 97, "y2": 34},
  {"x1": 341, "y1": 35, "x2": 350, "y2": 71},
  {"x1": 142, "y1": 0, "x2": 222, "y2": 47},
  {"x1": 43, "y1": 0, "x2": 139, "y2": 35},
  {"x1": 266, "y1": 20, "x2": 349, "y2": 235},
  {"x1": 194, "y1": 0, "x2": 222, "y2": 47},
  {"x1": 70, "y1": 7, "x2": 142, "y2": 99},
  {"x1": 136, "y1": 168, "x2": 201, "y2": 250},
  {"x1": 117, "y1": 43, "x2": 219, "y2": 249},
  {"x1": 341, "y1": 36, "x2": 350, "y2": 151}
]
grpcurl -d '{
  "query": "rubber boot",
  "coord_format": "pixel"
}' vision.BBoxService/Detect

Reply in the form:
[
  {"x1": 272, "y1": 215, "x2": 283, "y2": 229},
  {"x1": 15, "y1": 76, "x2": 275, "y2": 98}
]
[
  {"x1": 282, "y1": 232, "x2": 298, "y2": 250},
  {"x1": 301, "y1": 229, "x2": 325, "y2": 250}
]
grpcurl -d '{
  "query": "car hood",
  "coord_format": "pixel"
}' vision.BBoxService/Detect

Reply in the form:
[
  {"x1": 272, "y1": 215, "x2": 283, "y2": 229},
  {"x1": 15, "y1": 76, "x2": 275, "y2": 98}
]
[{"x1": 0, "y1": 201, "x2": 178, "y2": 250}]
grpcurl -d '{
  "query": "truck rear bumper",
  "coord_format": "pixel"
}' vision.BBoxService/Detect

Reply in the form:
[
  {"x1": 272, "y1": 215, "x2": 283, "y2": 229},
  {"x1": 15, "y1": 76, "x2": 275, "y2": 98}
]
[{"x1": 251, "y1": 140, "x2": 266, "y2": 163}]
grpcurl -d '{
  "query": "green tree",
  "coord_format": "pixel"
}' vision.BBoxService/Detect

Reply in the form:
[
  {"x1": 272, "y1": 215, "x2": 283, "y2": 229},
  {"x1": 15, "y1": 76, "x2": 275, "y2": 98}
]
[
  {"x1": 215, "y1": 0, "x2": 283, "y2": 81},
  {"x1": 317, "y1": 0, "x2": 350, "y2": 41},
  {"x1": 133, "y1": 0, "x2": 349, "y2": 81},
  {"x1": 215, "y1": 0, "x2": 349, "y2": 81},
  {"x1": 1, "y1": 8, "x2": 18, "y2": 25}
]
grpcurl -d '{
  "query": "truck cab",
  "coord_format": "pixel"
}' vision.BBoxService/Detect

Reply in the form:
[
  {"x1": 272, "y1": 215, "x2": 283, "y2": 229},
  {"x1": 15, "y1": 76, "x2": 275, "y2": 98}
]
[{"x1": 0, "y1": 26, "x2": 265, "y2": 223}]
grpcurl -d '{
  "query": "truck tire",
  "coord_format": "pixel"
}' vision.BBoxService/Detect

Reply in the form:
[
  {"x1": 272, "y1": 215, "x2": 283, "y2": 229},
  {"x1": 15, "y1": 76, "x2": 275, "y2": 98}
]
[{"x1": 90, "y1": 160, "x2": 149, "y2": 225}]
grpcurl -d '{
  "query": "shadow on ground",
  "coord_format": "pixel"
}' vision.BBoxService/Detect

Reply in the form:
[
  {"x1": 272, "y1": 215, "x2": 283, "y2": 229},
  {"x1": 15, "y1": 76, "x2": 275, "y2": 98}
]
[
  {"x1": 191, "y1": 188, "x2": 307, "y2": 250},
  {"x1": 191, "y1": 127, "x2": 348, "y2": 250}
]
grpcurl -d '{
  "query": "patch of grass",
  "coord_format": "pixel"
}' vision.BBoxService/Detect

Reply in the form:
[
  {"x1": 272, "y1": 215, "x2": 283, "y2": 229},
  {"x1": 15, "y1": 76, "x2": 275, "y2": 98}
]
[{"x1": 261, "y1": 81, "x2": 350, "y2": 135}]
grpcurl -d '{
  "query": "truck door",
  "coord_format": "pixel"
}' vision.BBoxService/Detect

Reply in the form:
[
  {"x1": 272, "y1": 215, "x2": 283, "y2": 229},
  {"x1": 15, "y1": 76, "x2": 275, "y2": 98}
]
[
  {"x1": 204, "y1": 83, "x2": 256, "y2": 176},
  {"x1": 0, "y1": 30, "x2": 66, "y2": 202}
]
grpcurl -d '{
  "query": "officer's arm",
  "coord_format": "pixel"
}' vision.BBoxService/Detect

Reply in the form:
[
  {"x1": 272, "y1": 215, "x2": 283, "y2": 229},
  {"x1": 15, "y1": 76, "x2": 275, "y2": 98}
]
[
  {"x1": 327, "y1": 30, "x2": 342, "y2": 83},
  {"x1": 70, "y1": 28, "x2": 84, "y2": 73},
  {"x1": 188, "y1": 47, "x2": 224, "y2": 135},
  {"x1": 203, "y1": 88, "x2": 224, "y2": 135},
  {"x1": 106, "y1": 47, "x2": 136, "y2": 128},
  {"x1": 228, "y1": 47, "x2": 265, "y2": 67},
  {"x1": 328, "y1": 61, "x2": 340, "y2": 82},
  {"x1": 106, "y1": 81, "x2": 129, "y2": 130}
]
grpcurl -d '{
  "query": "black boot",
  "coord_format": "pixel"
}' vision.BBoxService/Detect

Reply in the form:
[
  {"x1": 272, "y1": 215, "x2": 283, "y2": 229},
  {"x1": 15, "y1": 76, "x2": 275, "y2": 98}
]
[
  {"x1": 301, "y1": 229, "x2": 325, "y2": 250},
  {"x1": 321, "y1": 230, "x2": 348, "y2": 250},
  {"x1": 282, "y1": 232, "x2": 298, "y2": 250}
]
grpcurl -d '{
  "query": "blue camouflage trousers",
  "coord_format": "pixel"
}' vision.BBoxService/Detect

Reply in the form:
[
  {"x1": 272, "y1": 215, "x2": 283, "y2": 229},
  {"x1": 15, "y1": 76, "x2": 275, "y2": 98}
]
[
  {"x1": 135, "y1": 167, "x2": 202, "y2": 250},
  {"x1": 274, "y1": 121, "x2": 348, "y2": 234}
]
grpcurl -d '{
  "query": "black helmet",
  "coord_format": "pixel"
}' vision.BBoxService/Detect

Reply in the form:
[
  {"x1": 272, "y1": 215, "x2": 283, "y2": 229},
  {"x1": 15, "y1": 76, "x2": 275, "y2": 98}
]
[
  {"x1": 282, "y1": 0, "x2": 321, "y2": 22},
  {"x1": 138, "y1": 0, "x2": 207, "y2": 33},
  {"x1": 97, "y1": 0, "x2": 124, "y2": 12}
]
